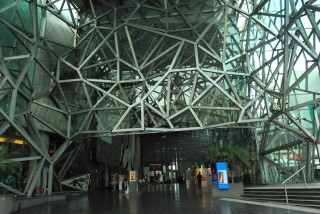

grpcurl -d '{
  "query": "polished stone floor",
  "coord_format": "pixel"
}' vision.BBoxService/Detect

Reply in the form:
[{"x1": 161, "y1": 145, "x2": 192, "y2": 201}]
[{"x1": 12, "y1": 184, "x2": 320, "y2": 214}]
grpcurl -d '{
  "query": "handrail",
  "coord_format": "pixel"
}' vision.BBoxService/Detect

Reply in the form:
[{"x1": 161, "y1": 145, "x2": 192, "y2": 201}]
[
  {"x1": 281, "y1": 166, "x2": 307, "y2": 204},
  {"x1": 281, "y1": 166, "x2": 306, "y2": 185}
]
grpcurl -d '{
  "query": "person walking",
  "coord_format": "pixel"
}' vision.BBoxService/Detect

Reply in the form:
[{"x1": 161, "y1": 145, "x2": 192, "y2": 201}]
[{"x1": 197, "y1": 171, "x2": 202, "y2": 188}]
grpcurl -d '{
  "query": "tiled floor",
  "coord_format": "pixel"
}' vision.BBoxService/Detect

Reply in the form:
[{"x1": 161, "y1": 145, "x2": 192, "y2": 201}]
[{"x1": 12, "y1": 184, "x2": 320, "y2": 214}]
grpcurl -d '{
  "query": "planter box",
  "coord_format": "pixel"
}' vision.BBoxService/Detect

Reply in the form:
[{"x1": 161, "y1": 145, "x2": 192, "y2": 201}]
[
  {"x1": 0, "y1": 194, "x2": 67, "y2": 214},
  {"x1": 0, "y1": 194, "x2": 14, "y2": 214},
  {"x1": 212, "y1": 182, "x2": 244, "y2": 198}
]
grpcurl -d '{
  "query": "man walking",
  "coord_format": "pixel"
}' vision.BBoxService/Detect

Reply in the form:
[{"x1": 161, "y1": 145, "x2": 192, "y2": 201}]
[{"x1": 197, "y1": 171, "x2": 202, "y2": 188}]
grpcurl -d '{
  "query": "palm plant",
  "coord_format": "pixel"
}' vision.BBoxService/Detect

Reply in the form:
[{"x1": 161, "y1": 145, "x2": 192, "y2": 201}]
[
  {"x1": 204, "y1": 145, "x2": 250, "y2": 183},
  {"x1": 204, "y1": 146, "x2": 222, "y2": 163},
  {"x1": 223, "y1": 146, "x2": 250, "y2": 183}
]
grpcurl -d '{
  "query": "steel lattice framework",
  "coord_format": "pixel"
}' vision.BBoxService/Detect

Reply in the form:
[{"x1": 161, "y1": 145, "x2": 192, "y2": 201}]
[{"x1": 0, "y1": 0, "x2": 319, "y2": 195}]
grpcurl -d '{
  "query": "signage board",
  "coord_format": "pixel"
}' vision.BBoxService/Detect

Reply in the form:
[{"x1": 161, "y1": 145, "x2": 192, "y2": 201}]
[
  {"x1": 216, "y1": 162, "x2": 229, "y2": 190},
  {"x1": 130, "y1": 171, "x2": 136, "y2": 181},
  {"x1": 61, "y1": 174, "x2": 90, "y2": 191}
]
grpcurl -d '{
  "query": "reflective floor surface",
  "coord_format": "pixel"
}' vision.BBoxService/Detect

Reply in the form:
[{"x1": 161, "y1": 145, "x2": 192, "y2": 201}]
[{"x1": 12, "y1": 184, "x2": 320, "y2": 214}]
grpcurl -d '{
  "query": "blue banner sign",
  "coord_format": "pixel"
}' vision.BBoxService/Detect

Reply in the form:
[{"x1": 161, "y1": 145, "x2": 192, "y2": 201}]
[{"x1": 216, "y1": 162, "x2": 229, "y2": 190}]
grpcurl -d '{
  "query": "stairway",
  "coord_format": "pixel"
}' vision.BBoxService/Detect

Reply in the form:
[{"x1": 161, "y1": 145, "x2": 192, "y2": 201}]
[{"x1": 242, "y1": 185, "x2": 320, "y2": 208}]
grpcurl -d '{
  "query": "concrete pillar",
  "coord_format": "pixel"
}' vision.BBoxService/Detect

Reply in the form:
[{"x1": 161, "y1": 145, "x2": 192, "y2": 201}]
[
  {"x1": 128, "y1": 135, "x2": 141, "y2": 193},
  {"x1": 105, "y1": 164, "x2": 110, "y2": 188},
  {"x1": 302, "y1": 141, "x2": 312, "y2": 182},
  {"x1": 128, "y1": 170, "x2": 138, "y2": 193},
  {"x1": 48, "y1": 164, "x2": 53, "y2": 195},
  {"x1": 261, "y1": 161, "x2": 270, "y2": 183},
  {"x1": 134, "y1": 135, "x2": 141, "y2": 177}
]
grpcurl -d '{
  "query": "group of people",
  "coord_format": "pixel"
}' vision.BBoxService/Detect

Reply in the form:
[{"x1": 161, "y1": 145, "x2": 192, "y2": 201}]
[
  {"x1": 111, "y1": 174, "x2": 129, "y2": 192},
  {"x1": 111, "y1": 169, "x2": 252, "y2": 192},
  {"x1": 146, "y1": 173, "x2": 163, "y2": 184}
]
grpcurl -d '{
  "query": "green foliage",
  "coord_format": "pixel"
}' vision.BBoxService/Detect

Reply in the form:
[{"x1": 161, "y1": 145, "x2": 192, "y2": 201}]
[
  {"x1": 224, "y1": 146, "x2": 250, "y2": 170},
  {"x1": 204, "y1": 145, "x2": 250, "y2": 183},
  {"x1": 204, "y1": 145, "x2": 250, "y2": 169},
  {"x1": 203, "y1": 146, "x2": 223, "y2": 163},
  {"x1": 0, "y1": 146, "x2": 21, "y2": 175}
]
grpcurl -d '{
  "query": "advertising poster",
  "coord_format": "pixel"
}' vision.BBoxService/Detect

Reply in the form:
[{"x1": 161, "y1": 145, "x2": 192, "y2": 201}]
[
  {"x1": 216, "y1": 162, "x2": 229, "y2": 190},
  {"x1": 130, "y1": 171, "x2": 136, "y2": 181},
  {"x1": 218, "y1": 170, "x2": 228, "y2": 184}
]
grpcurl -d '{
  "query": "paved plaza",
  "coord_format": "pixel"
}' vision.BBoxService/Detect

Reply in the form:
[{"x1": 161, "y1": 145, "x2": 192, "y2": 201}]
[{"x1": 12, "y1": 184, "x2": 320, "y2": 214}]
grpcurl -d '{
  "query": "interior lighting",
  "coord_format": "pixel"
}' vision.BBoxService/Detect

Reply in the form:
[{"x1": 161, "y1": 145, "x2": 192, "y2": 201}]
[
  {"x1": 13, "y1": 139, "x2": 24, "y2": 145},
  {"x1": 0, "y1": 137, "x2": 8, "y2": 143}
]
